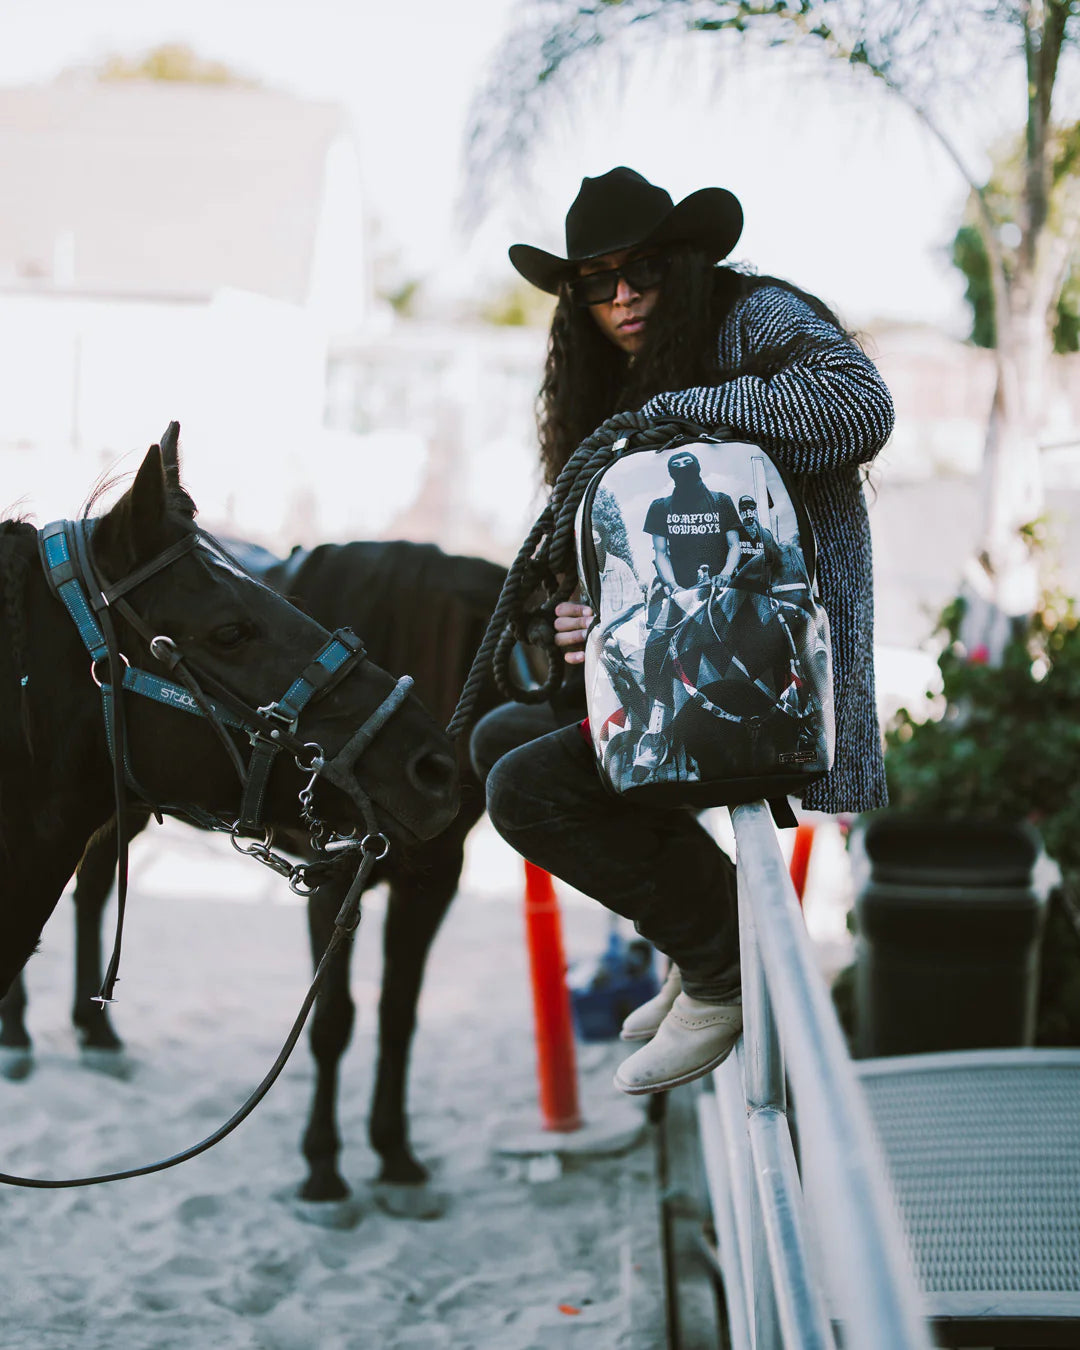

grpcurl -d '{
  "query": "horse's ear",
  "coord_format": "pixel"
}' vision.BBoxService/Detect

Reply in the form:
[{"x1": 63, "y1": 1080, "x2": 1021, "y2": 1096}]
[
  {"x1": 93, "y1": 444, "x2": 171, "y2": 571},
  {"x1": 128, "y1": 444, "x2": 173, "y2": 562},
  {"x1": 159, "y1": 421, "x2": 182, "y2": 490}
]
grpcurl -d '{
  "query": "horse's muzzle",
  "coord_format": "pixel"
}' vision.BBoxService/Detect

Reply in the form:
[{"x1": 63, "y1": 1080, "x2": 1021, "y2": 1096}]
[
  {"x1": 320, "y1": 730, "x2": 460, "y2": 843},
  {"x1": 403, "y1": 745, "x2": 460, "y2": 835}
]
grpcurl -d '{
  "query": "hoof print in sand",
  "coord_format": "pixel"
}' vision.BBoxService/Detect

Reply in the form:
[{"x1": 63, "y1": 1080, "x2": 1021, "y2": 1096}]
[
  {"x1": 176, "y1": 1193, "x2": 227, "y2": 1226},
  {"x1": 373, "y1": 1181, "x2": 447, "y2": 1220},
  {"x1": 290, "y1": 1194, "x2": 364, "y2": 1230},
  {"x1": 210, "y1": 1276, "x2": 285, "y2": 1317},
  {"x1": 80, "y1": 1046, "x2": 134, "y2": 1079}
]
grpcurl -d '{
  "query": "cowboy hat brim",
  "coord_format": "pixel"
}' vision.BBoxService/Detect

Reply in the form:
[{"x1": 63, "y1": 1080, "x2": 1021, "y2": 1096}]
[{"x1": 509, "y1": 187, "x2": 743, "y2": 295}]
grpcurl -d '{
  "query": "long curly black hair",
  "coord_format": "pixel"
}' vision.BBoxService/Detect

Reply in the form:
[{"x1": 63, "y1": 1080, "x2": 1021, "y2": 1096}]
[{"x1": 536, "y1": 246, "x2": 852, "y2": 485}]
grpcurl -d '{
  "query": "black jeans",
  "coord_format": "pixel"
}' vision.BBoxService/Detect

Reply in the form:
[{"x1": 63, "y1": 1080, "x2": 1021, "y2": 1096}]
[
  {"x1": 469, "y1": 700, "x2": 573, "y2": 785},
  {"x1": 481, "y1": 713, "x2": 741, "y2": 1004}
]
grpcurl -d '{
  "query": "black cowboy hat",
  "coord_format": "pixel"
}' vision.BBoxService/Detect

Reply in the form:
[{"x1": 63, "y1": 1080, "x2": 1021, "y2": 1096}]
[{"x1": 509, "y1": 166, "x2": 743, "y2": 295}]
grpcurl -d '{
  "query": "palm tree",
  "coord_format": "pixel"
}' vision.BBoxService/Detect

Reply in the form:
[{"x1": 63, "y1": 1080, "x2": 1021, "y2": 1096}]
[{"x1": 467, "y1": 0, "x2": 1080, "y2": 654}]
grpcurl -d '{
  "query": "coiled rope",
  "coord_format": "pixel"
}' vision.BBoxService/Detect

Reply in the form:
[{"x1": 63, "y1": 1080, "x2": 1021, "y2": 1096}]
[{"x1": 447, "y1": 413, "x2": 705, "y2": 739}]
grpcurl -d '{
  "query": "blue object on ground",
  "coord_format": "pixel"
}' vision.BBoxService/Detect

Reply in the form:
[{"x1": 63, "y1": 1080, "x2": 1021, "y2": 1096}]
[{"x1": 568, "y1": 929, "x2": 660, "y2": 1042}]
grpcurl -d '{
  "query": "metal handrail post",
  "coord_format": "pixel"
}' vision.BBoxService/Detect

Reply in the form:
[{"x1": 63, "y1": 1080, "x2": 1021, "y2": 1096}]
[
  {"x1": 699, "y1": 1062, "x2": 754, "y2": 1350},
  {"x1": 745, "y1": 1109, "x2": 833, "y2": 1350},
  {"x1": 730, "y1": 802, "x2": 934, "y2": 1350},
  {"x1": 739, "y1": 864, "x2": 785, "y2": 1115},
  {"x1": 738, "y1": 863, "x2": 833, "y2": 1350},
  {"x1": 738, "y1": 868, "x2": 784, "y2": 1349}
]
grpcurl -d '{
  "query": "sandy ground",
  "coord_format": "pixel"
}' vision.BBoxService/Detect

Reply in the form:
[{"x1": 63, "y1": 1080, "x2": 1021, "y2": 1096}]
[
  {"x1": 0, "y1": 820, "x2": 673, "y2": 1350},
  {"x1": 0, "y1": 814, "x2": 853, "y2": 1350}
]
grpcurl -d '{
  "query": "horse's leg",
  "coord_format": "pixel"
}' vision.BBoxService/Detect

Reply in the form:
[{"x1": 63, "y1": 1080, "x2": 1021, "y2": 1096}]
[
  {"x1": 0, "y1": 828, "x2": 102, "y2": 1077},
  {"x1": 298, "y1": 875, "x2": 359, "y2": 1211},
  {"x1": 0, "y1": 974, "x2": 33, "y2": 1080},
  {"x1": 71, "y1": 829, "x2": 125, "y2": 1057},
  {"x1": 368, "y1": 864, "x2": 460, "y2": 1218},
  {"x1": 369, "y1": 793, "x2": 481, "y2": 1218},
  {"x1": 0, "y1": 829, "x2": 122, "y2": 1072}
]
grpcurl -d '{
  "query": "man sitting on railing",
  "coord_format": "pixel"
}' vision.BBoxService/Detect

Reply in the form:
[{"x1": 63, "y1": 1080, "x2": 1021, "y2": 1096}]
[{"x1": 477, "y1": 167, "x2": 894, "y2": 1095}]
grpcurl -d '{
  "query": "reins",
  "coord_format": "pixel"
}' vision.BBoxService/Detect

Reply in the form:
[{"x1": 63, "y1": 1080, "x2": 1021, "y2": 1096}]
[
  {"x1": 0, "y1": 838, "x2": 382, "y2": 1189},
  {"x1": 0, "y1": 515, "x2": 412, "y2": 1190}
]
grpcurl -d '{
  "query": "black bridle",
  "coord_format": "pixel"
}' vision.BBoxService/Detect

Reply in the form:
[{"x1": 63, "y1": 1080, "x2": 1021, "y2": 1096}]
[
  {"x1": 38, "y1": 515, "x2": 410, "y2": 999},
  {"x1": 0, "y1": 517, "x2": 414, "y2": 1189}
]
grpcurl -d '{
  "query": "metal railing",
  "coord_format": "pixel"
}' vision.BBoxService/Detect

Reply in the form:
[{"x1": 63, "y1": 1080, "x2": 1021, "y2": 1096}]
[{"x1": 697, "y1": 801, "x2": 936, "y2": 1350}]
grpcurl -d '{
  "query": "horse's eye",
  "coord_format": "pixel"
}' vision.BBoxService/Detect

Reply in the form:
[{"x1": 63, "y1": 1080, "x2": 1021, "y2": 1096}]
[{"x1": 210, "y1": 622, "x2": 255, "y2": 650}]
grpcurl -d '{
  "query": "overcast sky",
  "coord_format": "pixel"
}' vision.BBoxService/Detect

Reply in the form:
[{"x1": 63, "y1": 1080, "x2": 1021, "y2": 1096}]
[{"x1": 2, "y1": 0, "x2": 973, "y2": 330}]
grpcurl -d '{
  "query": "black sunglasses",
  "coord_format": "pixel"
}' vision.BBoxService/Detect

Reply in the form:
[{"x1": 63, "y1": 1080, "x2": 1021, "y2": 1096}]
[{"x1": 569, "y1": 253, "x2": 670, "y2": 307}]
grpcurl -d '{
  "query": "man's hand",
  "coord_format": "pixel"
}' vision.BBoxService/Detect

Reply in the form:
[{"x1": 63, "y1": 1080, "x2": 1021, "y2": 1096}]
[
  {"x1": 670, "y1": 586, "x2": 700, "y2": 609},
  {"x1": 553, "y1": 600, "x2": 594, "y2": 665}
]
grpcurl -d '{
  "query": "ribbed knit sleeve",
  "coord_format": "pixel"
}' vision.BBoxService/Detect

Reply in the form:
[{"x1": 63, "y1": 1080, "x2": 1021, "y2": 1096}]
[
  {"x1": 639, "y1": 285, "x2": 894, "y2": 475},
  {"x1": 637, "y1": 282, "x2": 893, "y2": 814}
]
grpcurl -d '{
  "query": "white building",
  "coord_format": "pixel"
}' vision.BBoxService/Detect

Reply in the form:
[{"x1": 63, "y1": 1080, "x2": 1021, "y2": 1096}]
[
  {"x1": 0, "y1": 79, "x2": 370, "y2": 543},
  {"x1": 325, "y1": 318, "x2": 546, "y2": 561}
]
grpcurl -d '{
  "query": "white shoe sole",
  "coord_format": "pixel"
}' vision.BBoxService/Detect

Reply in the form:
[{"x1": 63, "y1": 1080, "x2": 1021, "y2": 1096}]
[
  {"x1": 613, "y1": 1039, "x2": 738, "y2": 1095},
  {"x1": 619, "y1": 1024, "x2": 659, "y2": 1043}
]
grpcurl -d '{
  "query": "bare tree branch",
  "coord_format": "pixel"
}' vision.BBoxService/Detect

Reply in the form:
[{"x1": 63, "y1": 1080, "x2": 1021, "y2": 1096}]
[{"x1": 465, "y1": 0, "x2": 1021, "y2": 208}]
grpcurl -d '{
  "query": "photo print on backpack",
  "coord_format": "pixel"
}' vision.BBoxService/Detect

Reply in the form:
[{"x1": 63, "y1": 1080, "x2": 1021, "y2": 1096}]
[{"x1": 577, "y1": 437, "x2": 834, "y2": 805}]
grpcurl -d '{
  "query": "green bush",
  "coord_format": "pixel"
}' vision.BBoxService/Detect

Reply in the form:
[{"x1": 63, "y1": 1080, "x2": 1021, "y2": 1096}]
[{"x1": 883, "y1": 590, "x2": 1080, "y2": 1044}]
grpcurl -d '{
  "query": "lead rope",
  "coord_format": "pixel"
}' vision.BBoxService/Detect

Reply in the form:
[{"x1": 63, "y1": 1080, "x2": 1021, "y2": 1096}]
[
  {"x1": 446, "y1": 413, "x2": 697, "y2": 739},
  {"x1": 0, "y1": 827, "x2": 383, "y2": 1188},
  {"x1": 0, "y1": 664, "x2": 402, "y2": 1185}
]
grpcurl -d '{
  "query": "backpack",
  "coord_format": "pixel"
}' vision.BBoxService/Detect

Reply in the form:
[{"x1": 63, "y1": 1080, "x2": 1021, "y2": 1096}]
[{"x1": 574, "y1": 422, "x2": 833, "y2": 816}]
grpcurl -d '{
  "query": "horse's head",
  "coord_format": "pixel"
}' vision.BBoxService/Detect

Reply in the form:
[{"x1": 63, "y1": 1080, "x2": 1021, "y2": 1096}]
[{"x1": 86, "y1": 428, "x2": 459, "y2": 847}]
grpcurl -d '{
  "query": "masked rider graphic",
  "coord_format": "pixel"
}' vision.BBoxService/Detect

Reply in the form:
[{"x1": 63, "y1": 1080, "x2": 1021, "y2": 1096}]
[{"x1": 627, "y1": 452, "x2": 743, "y2": 780}]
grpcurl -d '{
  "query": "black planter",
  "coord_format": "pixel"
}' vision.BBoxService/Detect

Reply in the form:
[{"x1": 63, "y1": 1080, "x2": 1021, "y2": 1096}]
[{"x1": 849, "y1": 814, "x2": 1052, "y2": 1057}]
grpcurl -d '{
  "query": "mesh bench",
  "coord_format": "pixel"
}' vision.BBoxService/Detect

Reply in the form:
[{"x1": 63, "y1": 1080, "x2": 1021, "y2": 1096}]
[{"x1": 856, "y1": 1049, "x2": 1080, "y2": 1348}]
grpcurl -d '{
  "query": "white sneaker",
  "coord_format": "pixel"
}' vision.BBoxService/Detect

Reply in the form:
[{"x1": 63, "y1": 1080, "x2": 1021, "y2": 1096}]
[
  {"x1": 614, "y1": 993, "x2": 742, "y2": 1095},
  {"x1": 619, "y1": 964, "x2": 681, "y2": 1042}
]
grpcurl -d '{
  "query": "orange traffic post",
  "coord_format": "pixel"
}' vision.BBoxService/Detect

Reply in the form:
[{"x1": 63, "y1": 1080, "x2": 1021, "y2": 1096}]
[
  {"x1": 789, "y1": 821, "x2": 815, "y2": 906},
  {"x1": 522, "y1": 861, "x2": 583, "y2": 1132}
]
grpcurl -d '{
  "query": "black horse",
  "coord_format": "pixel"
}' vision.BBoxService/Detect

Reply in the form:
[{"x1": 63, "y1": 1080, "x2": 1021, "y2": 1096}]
[
  {"x1": 0, "y1": 434, "x2": 459, "y2": 1009},
  {"x1": 1, "y1": 533, "x2": 507, "y2": 1220}
]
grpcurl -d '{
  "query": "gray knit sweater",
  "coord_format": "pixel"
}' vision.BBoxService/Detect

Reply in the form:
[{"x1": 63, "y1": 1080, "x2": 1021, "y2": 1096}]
[{"x1": 640, "y1": 283, "x2": 893, "y2": 814}]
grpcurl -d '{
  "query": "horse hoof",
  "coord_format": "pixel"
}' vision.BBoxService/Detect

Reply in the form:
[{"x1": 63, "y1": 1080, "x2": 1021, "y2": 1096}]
[
  {"x1": 0, "y1": 1047, "x2": 33, "y2": 1081},
  {"x1": 373, "y1": 1180, "x2": 447, "y2": 1221},
  {"x1": 80, "y1": 1047, "x2": 134, "y2": 1079},
  {"x1": 289, "y1": 1195, "x2": 363, "y2": 1230}
]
